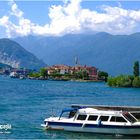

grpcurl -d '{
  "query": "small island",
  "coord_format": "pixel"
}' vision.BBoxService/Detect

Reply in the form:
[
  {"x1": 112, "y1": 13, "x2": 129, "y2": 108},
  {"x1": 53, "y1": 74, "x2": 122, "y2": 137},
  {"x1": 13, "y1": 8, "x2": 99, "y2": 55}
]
[
  {"x1": 28, "y1": 64, "x2": 108, "y2": 82},
  {"x1": 0, "y1": 62, "x2": 108, "y2": 82},
  {"x1": 107, "y1": 61, "x2": 140, "y2": 88}
]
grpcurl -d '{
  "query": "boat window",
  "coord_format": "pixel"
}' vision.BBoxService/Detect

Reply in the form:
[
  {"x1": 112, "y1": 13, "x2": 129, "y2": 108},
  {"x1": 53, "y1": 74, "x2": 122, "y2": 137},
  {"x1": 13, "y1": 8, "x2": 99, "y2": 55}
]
[
  {"x1": 77, "y1": 115, "x2": 87, "y2": 120},
  {"x1": 99, "y1": 116, "x2": 109, "y2": 121},
  {"x1": 88, "y1": 115, "x2": 98, "y2": 121},
  {"x1": 131, "y1": 113, "x2": 140, "y2": 120},
  {"x1": 110, "y1": 116, "x2": 127, "y2": 122},
  {"x1": 69, "y1": 110, "x2": 77, "y2": 118},
  {"x1": 123, "y1": 112, "x2": 137, "y2": 123}
]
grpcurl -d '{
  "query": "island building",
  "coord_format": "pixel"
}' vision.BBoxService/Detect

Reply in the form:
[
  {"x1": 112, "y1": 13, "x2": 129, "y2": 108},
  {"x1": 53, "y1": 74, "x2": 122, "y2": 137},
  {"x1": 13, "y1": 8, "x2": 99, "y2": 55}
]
[{"x1": 47, "y1": 64, "x2": 98, "y2": 80}]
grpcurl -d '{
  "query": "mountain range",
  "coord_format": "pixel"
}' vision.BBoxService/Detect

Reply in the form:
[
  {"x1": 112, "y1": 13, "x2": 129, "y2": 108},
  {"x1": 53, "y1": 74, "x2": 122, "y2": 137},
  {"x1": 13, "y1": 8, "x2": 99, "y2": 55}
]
[
  {"x1": 14, "y1": 32, "x2": 140, "y2": 75},
  {"x1": 0, "y1": 39, "x2": 45, "y2": 69}
]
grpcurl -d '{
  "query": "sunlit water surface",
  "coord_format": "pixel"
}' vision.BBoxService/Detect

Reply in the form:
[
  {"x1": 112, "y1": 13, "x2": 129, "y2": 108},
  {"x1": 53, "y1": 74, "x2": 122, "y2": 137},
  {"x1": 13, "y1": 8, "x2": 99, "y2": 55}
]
[{"x1": 0, "y1": 76, "x2": 140, "y2": 139}]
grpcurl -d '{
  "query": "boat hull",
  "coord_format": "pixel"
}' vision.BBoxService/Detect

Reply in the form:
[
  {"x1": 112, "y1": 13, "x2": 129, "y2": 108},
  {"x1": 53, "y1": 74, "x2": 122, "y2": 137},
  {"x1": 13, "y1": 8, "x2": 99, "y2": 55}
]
[{"x1": 43, "y1": 122, "x2": 140, "y2": 135}]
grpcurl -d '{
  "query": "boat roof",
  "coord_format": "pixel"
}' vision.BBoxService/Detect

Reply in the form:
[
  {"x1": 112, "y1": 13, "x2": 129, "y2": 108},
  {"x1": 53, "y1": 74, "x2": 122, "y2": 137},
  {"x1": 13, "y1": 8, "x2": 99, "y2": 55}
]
[
  {"x1": 71, "y1": 104, "x2": 140, "y2": 112},
  {"x1": 78, "y1": 108, "x2": 123, "y2": 115}
]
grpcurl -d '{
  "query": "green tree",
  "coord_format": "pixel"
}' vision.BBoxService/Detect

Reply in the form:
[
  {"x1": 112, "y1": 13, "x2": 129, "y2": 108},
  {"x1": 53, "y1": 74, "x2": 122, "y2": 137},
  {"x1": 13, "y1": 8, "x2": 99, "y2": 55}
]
[
  {"x1": 107, "y1": 75, "x2": 133, "y2": 87},
  {"x1": 74, "y1": 71, "x2": 83, "y2": 79},
  {"x1": 107, "y1": 77, "x2": 117, "y2": 87},
  {"x1": 50, "y1": 70, "x2": 63, "y2": 78},
  {"x1": 116, "y1": 75, "x2": 132, "y2": 87},
  {"x1": 28, "y1": 72, "x2": 41, "y2": 78},
  {"x1": 132, "y1": 77, "x2": 140, "y2": 88},
  {"x1": 82, "y1": 70, "x2": 89, "y2": 80},
  {"x1": 73, "y1": 69, "x2": 89, "y2": 80},
  {"x1": 98, "y1": 71, "x2": 108, "y2": 82},
  {"x1": 133, "y1": 61, "x2": 139, "y2": 77},
  {"x1": 40, "y1": 68, "x2": 48, "y2": 78}
]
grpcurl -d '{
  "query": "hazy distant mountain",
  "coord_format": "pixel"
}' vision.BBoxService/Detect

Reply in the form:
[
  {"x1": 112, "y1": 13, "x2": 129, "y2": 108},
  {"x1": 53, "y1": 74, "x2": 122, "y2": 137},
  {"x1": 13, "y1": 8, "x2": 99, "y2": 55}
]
[
  {"x1": 0, "y1": 39, "x2": 45, "y2": 69},
  {"x1": 14, "y1": 32, "x2": 140, "y2": 75}
]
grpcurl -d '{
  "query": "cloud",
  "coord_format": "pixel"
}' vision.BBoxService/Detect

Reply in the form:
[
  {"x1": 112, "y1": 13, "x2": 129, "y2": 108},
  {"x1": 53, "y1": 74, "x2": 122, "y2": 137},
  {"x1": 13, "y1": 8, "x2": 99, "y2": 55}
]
[{"x1": 0, "y1": 0, "x2": 140, "y2": 37}]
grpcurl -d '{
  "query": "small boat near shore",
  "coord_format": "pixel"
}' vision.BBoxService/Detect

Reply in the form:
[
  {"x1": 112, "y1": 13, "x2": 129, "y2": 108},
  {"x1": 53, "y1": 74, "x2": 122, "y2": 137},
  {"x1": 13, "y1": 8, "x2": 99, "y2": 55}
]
[{"x1": 41, "y1": 104, "x2": 140, "y2": 135}]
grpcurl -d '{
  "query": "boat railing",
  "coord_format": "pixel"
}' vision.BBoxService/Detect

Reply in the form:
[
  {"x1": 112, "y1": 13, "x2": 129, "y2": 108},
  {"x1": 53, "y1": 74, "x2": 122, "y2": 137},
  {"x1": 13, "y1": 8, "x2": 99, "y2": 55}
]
[{"x1": 71, "y1": 104, "x2": 140, "y2": 111}]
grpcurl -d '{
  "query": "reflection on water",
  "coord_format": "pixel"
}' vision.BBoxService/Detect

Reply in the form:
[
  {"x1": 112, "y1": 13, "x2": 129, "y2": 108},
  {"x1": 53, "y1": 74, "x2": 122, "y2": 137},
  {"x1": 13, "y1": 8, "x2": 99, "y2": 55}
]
[{"x1": 43, "y1": 129, "x2": 140, "y2": 139}]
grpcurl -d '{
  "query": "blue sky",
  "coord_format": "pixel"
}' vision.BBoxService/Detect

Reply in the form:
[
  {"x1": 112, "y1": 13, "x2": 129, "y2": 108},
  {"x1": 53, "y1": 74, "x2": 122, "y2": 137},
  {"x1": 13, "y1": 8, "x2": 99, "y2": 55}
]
[{"x1": 0, "y1": 0, "x2": 140, "y2": 38}]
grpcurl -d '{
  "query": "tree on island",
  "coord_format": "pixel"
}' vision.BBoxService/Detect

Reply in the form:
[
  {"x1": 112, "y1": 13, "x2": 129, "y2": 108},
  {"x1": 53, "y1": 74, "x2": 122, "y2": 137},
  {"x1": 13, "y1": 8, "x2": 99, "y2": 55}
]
[
  {"x1": 132, "y1": 77, "x2": 140, "y2": 87},
  {"x1": 98, "y1": 71, "x2": 108, "y2": 82},
  {"x1": 73, "y1": 69, "x2": 89, "y2": 80},
  {"x1": 133, "y1": 61, "x2": 139, "y2": 77},
  {"x1": 40, "y1": 68, "x2": 48, "y2": 78},
  {"x1": 107, "y1": 61, "x2": 140, "y2": 88},
  {"x1": 107, "y1": 75, "x2": 133, "y2": 87}
]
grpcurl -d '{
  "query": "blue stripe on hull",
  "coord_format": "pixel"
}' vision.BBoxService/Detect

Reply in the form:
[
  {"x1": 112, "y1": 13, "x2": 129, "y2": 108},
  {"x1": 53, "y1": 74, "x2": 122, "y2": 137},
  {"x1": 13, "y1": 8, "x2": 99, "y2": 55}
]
[
  {"x1": 85, "y1": 124, "x2": 140, "y2": 129},
  {"x1": 48, "y1": 121, "x2": 140, "y2": 129},
  {"x1": 48, "y1": 122, "x2": 82, "y2": 127}
]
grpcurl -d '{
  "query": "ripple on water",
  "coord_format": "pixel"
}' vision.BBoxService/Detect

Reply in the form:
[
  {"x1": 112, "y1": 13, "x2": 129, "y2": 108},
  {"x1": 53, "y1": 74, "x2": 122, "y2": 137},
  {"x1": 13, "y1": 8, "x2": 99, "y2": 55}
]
[{"x1": 0, "y1": 76, "x2": 140, "y2": 139}]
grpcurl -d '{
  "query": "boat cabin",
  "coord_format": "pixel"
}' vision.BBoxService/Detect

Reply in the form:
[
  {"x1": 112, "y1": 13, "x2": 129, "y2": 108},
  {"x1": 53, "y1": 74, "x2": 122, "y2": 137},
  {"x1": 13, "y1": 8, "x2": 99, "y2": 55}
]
[{"x1": 58, "y1": 107, "x2": 138, "y2": 124}]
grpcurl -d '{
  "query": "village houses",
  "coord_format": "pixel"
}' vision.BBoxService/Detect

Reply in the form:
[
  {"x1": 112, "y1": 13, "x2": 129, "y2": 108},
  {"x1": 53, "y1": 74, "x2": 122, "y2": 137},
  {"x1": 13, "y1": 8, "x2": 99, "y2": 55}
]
[{"x1": 47, "y1": 64, "x2": 98, "y2": 80}]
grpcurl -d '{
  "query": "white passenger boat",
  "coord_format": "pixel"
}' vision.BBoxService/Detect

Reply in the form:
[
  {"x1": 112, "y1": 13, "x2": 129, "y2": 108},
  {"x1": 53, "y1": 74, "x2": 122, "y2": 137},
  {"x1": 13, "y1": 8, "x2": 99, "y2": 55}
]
[{"x1": 41, "y1": 105, "x2": 140, "y2": 135}]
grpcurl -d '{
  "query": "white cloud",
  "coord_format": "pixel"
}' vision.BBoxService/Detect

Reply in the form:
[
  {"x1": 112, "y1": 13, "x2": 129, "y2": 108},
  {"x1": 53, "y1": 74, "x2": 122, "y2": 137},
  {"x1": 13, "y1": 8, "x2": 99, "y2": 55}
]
[
  {"x1": 0, "y1": 0, "x2": 140, "y2": 37},
  {"x1": 11, "y1": 3, "x2": 23, "y2": 17},
  {"x1": 0, "y1": 16, "x2": 9, "y2": 25}
]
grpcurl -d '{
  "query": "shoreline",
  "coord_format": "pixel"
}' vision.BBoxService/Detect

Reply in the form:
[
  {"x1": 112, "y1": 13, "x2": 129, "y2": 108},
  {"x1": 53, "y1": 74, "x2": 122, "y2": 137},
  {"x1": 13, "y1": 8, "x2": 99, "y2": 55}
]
[{"x1": 8, "y1": 76, "x2": 105, "y2": 82}]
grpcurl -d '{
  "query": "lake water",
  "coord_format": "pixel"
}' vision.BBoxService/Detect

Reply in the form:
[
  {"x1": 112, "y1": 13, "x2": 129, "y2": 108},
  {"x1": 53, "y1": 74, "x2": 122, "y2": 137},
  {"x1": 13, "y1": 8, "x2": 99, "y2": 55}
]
[{"x1": 0, "y1": 75, "x2": 140, "y2": 139}]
